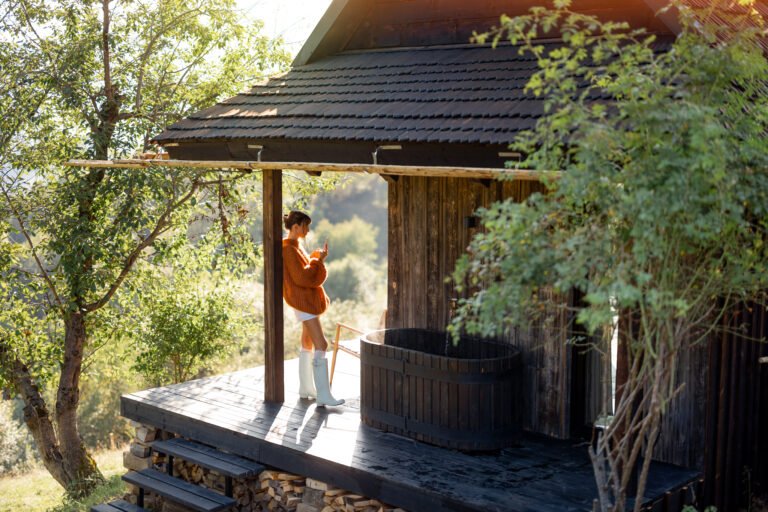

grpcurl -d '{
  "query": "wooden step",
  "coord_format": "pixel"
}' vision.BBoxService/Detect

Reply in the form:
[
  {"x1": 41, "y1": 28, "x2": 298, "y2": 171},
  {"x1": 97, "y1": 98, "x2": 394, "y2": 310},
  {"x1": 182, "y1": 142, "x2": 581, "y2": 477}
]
[
  {"x1": 152, "y1": 438, "x2": 264, "y2": 478},
  {"x1": 123, "y1": 469, "x2": 235, "y2": 512},
  {"x1": 90, "y1": 499, "x2": 147, "y2": 512}
]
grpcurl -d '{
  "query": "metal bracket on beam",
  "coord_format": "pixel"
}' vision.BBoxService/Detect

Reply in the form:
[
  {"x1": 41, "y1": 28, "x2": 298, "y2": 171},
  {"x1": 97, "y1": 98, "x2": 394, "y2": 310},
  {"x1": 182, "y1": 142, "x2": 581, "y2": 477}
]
[
  {"x1": 247, "y1": 144, "x2": 264, "y2": 162},
  {"x1": 372, "y1": 144, "x2": 402, "y2": 166}
]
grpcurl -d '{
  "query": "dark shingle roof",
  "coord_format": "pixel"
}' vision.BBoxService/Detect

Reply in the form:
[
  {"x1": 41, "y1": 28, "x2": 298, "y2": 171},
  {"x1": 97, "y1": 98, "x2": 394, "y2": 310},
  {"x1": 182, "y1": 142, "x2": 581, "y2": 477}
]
[{"x1": 152, "y1": 41, "x2": 669, "y2": 147}]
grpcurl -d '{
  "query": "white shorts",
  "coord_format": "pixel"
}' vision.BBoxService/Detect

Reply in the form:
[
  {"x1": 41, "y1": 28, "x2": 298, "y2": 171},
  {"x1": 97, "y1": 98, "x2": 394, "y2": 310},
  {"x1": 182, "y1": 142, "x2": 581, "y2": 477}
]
[{"x1": 289, "y1": 305, "x2": 317, "y2": 323}]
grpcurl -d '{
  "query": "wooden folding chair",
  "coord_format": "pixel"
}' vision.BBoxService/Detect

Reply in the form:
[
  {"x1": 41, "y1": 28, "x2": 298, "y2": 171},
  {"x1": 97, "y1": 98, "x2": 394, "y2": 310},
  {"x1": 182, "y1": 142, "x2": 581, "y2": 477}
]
[{"x1": 329, "y1": 322, "x2": 365, "y2": 387}]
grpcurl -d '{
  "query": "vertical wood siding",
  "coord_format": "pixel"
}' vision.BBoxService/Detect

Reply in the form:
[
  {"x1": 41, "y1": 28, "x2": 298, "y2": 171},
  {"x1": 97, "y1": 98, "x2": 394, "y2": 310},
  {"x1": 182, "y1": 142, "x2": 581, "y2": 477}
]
[
  {"x1": 701, "y1": 302, "x2": 768, "y2": 510},
  {"x1": 387, "y1": 176, "x2": 583, "y2": 438},
  {"x1": 341, "y1": 0, "x2": 671, "y2": 52},
  {"x1": 651, "y1": 337, "x2": 709, "y2": 469},
  {"x1": 614, "y1": 301, "x2": 768, "y2": 510}
]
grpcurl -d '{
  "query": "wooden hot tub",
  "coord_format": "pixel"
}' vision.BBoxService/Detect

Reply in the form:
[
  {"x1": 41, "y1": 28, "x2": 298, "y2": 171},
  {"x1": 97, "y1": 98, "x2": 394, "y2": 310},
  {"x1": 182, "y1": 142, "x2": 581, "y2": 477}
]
[{"x1": 360, "y1": 328, "x2": 522, "y2": 451}]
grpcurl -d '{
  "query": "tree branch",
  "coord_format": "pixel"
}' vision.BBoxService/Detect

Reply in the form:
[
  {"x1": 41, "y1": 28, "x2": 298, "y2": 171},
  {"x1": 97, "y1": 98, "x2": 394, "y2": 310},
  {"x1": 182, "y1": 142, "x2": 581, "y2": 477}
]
[
  {"x1": 133, "y1": 3, "x2": 208, "y2": 115},
  {"x1": 0, "y1": 180, "x2": 64, "y2": 312},
  {"x1": 101, "y1": 0, "x2": 112, "y2": 106},
  {"x1": 83, "y1": 178, "x2": 202, "y2": 312}
]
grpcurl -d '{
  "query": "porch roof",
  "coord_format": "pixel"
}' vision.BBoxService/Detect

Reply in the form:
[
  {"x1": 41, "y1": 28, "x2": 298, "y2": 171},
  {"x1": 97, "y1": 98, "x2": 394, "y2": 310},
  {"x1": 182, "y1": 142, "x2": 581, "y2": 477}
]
[
  {"x1": 151, "y1": 43, "x2": 549, "y2": 148},
  {"x1": 150, "y1": 37, "x2": 673, "y2": 167}
]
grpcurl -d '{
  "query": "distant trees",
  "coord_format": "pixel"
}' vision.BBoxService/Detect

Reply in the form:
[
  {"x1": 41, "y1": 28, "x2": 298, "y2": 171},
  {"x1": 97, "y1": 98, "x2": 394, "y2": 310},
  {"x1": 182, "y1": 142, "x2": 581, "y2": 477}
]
[
  {"x1": 313, "y1": 216, "x2": 385, "y2": 303},
  {"x1": 454, "y1": 1, "x2": 768, "y2": 511},
  {"x1": 0, "y1": 0, "x2": 289, "y2": 497}
]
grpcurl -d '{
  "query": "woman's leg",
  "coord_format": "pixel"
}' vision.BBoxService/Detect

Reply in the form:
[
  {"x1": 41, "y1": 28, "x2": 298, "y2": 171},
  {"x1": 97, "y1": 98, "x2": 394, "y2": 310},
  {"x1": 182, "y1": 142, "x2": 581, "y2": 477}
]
[
  {"x1": 303, "y1": 316, "x2": 343, "y2": 406},
  {"x1": 302, "y1": 317, "x2": 328, "y2": 352},
  {"x1": 298, "y1": 324, "x2": 316, "y2": 399},
  {"x1": 300, "y1": 324, "x2": 314, "y2": 351}
]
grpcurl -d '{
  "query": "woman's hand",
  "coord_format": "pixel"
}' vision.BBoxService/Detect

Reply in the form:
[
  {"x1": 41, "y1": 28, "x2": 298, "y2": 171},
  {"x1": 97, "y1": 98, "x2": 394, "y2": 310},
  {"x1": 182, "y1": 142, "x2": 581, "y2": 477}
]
[{"x1": 319, "y1": 240, "x2": 329, "y2": 261}]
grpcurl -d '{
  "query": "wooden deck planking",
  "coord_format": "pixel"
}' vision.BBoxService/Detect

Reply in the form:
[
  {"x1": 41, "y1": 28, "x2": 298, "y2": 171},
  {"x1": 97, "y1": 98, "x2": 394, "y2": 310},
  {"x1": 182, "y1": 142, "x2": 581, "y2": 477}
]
[{"x1": 122, "y1": 353, "x2": 698, "y2": 512}]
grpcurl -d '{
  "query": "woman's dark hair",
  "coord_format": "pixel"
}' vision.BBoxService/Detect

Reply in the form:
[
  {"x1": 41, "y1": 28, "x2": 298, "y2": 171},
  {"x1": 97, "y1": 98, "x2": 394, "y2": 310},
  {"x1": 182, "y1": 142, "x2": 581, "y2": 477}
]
[{"x1": 283, "y1": 210, "x2": 311, "y2": 230}]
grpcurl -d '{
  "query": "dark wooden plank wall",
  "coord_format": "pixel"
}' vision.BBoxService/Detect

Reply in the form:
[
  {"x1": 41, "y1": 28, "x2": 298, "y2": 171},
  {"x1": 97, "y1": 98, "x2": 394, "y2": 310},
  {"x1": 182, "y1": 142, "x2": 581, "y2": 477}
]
[
  {"x1": 615, "y1": 300, "x2": 768, "y2": 510},
  {"x1": 650, "y1": 337, "x2": 708, "y2": 469},
  {"x1": 387, "y1": 175, "x2": 597, "y2": 439},
  {"x1": 341, "y1": 0, "x2": 672, "y2": 52},
  {"x1": 569, "y1": 290, "x2": 608, "y2": 438},
  {"x1": 506, "y1": 288, "x2": 574, "y2": 439},
  {"x1": 701, "y1": 301, "x2": 768, "y2": 511},
  {"x1": 388, "y1": 176, "x2": 540, "y2": 331}
]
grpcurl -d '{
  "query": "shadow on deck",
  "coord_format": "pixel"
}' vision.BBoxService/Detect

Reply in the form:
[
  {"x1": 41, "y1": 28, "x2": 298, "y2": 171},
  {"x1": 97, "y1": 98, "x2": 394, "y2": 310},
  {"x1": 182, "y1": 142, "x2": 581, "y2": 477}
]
[{"x1": 121, "y1": 352, "x2": 698, "y2": 512}]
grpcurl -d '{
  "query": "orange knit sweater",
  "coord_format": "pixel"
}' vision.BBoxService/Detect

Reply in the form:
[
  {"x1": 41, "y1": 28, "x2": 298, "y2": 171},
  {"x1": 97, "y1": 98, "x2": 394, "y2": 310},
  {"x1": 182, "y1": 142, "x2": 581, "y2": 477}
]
[{"x1": 282, "y1": 238, "x2": 330, "y2": 315}]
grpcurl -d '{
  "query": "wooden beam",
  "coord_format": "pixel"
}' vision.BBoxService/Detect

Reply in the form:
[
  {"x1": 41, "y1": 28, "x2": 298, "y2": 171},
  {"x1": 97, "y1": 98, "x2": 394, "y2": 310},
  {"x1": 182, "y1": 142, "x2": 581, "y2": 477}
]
[
  {"x1": 263, "y1": 169, "x2": 284, "y2": 403},
  {"x1": 65, "y1": 159, "x2": 560, "y2": 181}
]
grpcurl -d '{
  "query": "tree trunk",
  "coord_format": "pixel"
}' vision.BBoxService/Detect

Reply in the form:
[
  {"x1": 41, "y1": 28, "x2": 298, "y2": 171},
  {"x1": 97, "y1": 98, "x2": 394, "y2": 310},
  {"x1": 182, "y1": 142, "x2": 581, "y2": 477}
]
[
  {"x1": 13, "y1": 358, "x2": 71, "y2": 489},
  {"x1": 56, "y1": 311, "x2": 104, "y2": 497},
  {"x1": 11, "y1": 312, "x2": 104, "y2": 497}
]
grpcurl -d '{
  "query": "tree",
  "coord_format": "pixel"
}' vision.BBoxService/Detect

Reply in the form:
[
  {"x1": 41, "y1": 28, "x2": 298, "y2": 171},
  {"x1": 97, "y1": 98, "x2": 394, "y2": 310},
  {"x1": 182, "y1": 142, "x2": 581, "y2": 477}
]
[
  {"x1": 127, "y1": 231, "x2": 254, "y2": 386},
  {"x1": 453, "y1": 1, "x2": 768, "y2": 511},
  {"x1": 0, "y1": 0, "x2": 289, "y2": 497},
  {"x1": 311, "y1": 216, "x2": 380, "y2": 261}
]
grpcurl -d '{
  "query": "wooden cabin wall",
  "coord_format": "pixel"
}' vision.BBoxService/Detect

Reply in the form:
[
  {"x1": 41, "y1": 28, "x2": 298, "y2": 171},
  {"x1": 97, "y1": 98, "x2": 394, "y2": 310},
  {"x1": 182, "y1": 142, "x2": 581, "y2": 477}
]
[
  {"x1": 616, "y1": 300, "x2": 768, "y2": 511},
  {"x1": 387, "y1": 176, "x2": 544, "y2": 329},
  {"x1": 701, "y1": 302, "x2": 768, "y2": 511},
  {"x1": 387, "y1": 175, "x2": 605, "y2": 439},
  {"x1": 651, "y1": 338, "x2": 709, "y2": 469},
  {"x1": 569, "y1": 290, "x2": 610, "y2": 439},
  {"x1": 340, "y1": 0, "x2": 672, "y2": 52},
  {"x1": 504, "y1": 289, "x2": 574, "y2": 439}
]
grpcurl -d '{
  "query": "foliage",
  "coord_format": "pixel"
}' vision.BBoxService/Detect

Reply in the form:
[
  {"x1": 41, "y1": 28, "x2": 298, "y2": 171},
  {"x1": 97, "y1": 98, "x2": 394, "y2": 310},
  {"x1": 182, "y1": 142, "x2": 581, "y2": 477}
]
[
  {"x1": 311, "y1": 216, "x2": 380, "y2": 261},
  {"x1": 131, "y1": 258, "x2": 236, "y2": 385},
  {"x1": 322, "y1": 296, "x2": 388, "y2": 337},
  {"x1": 0, "y1": 0, "x2": 289, "y2": 496},
  {"x1": 310, "y1": 174, "x2": 388, "y2": 260},
  {"x1": 283, "y1": 171, "x2": 347, "y2": 212},
  {"x1": 455, "y1": 1, "x2": 768, "y2": 511},
  {"x1": 77, "y1": 341, "x2": 137, "y2": 449},
  {"x1": 0, "y1": 446, "x2": 125, "y2": 512},
  {"x1": 325, "y1": 256, "x2": 386, "y2": 303},
  {"x1": 46, "y1": 474, "x2": 125, "y2": 512}
]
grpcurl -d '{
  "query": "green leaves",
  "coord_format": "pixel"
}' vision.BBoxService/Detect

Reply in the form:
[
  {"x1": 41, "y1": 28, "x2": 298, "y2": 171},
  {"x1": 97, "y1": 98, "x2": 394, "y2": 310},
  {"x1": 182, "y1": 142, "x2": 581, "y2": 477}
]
[
  {"x1": 456, "y1": 4, "x2": 768, "y2": 508},
  {"x1": 455, "y1": 0, "x2": 768, "y2": 345},
  {"x1": 118, "y1": 228, "x2": 258, "y2": 386}
]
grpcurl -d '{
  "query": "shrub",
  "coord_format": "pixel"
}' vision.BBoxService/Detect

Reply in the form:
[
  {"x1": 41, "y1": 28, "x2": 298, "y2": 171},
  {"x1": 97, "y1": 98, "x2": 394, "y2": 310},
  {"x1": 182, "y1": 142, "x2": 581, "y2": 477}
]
[{"x1": 324, "y1": 256, "x2": 385, "y2": 303}]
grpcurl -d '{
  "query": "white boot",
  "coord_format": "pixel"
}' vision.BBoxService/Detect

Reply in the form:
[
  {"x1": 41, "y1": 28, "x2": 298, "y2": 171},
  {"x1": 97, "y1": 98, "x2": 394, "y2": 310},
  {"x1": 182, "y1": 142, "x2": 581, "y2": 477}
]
[
  {"x1": 312, "y1": 358, "x2": 344, "y2": 407},
  {"x1": 298, "y1": 351, "x2": 316, "y2": 400}
]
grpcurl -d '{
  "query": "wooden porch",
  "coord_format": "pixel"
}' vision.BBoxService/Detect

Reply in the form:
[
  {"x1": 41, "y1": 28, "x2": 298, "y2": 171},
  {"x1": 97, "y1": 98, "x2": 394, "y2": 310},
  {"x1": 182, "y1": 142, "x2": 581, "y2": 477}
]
[{"x1": 121, "y1": 352, "x2": 699, "y2": 512}]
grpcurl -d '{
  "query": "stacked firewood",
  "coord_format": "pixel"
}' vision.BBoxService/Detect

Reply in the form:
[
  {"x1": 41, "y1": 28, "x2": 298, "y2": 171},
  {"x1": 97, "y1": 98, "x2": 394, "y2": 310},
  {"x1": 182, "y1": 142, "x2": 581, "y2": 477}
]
[
  {"x1": 221, "y1": 470, "x2": 309, "y2": 511},
  {"x1": 294, "y1": 478, "x2": 404, "y2": 512},
  {"x1": 122, "y1": 422, "x2": 407, "y2": 512},
  {"x1": 172, "y1": 458, "x2": 226, "y2": 493},
  {"x1": 123, "y1": 422, "x2": 162, "y2": 508}
]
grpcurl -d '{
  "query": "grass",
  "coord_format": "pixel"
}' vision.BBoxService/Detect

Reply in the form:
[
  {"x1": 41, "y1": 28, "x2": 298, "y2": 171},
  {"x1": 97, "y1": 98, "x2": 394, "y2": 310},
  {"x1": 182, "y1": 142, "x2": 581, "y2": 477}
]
[{"x1": 0, "y1": 446, "x2": 127, "y2": 512}]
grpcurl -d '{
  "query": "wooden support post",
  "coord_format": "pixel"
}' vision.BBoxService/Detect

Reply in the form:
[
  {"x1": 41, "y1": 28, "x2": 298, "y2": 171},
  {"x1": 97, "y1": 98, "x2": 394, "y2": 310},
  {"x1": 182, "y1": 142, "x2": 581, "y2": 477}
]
[{"x1": 263, "y1": 169, "x2": 284, "y2": 403}]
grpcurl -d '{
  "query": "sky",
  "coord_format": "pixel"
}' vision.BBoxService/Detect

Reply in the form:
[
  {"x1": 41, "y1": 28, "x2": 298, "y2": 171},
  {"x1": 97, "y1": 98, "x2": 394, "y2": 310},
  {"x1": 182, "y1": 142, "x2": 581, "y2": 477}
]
[{"x1": 239, "y1": 0, "x2": 335, "y2": 57}]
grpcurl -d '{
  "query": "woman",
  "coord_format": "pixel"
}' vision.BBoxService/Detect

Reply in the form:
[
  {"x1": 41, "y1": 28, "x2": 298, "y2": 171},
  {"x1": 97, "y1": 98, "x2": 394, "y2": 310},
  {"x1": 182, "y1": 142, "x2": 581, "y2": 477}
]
[{"x1": 282, "y1": 210, "x2": 344, "y2": 407}]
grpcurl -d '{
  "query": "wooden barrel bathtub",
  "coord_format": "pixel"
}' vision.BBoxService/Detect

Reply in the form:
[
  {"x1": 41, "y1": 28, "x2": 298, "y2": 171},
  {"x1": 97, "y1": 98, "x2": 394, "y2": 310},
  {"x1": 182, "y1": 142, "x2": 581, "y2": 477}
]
[{"x1": 360, "y1": 328, "x2": 522, "y2": 451}]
